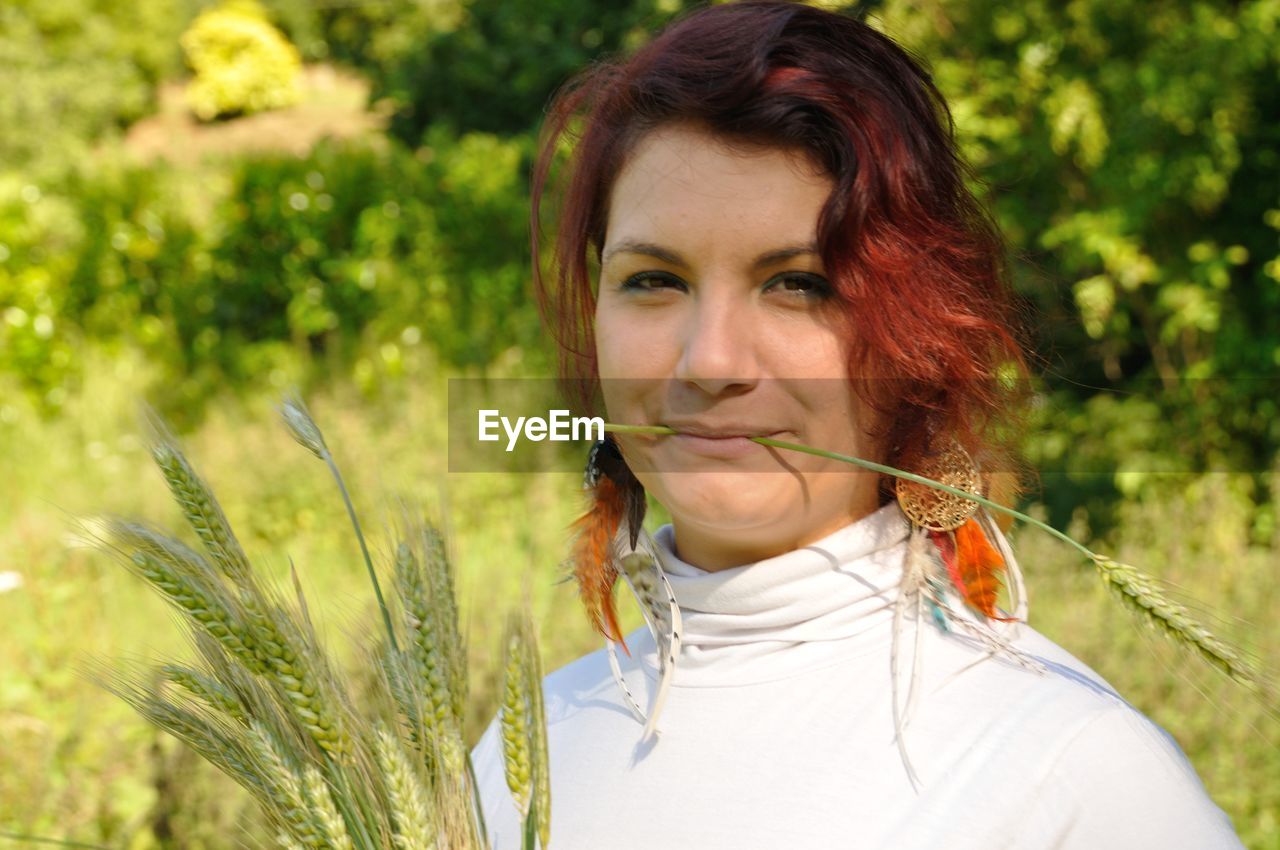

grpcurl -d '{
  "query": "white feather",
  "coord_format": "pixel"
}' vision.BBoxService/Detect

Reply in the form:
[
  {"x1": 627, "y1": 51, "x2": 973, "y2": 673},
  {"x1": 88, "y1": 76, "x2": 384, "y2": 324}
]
[
  {"x1": 891, "y1": 525, "x2": 930, "y2": 791},
  {"x1": 976, "y1": 507, "x2": 1029, "y2": 627},
  {"x1": 606, "y1": 638, "x2": 647, "y2": 724},
  {"x1": 607, "y1": 527, "x2": 684, "y2": 743}
]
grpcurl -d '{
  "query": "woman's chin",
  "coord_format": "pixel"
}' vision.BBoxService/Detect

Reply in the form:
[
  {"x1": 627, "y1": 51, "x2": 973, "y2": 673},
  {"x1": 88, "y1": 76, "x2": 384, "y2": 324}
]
[{"x1": 648, "y1": 470, "x2": 798, "y2": 532}]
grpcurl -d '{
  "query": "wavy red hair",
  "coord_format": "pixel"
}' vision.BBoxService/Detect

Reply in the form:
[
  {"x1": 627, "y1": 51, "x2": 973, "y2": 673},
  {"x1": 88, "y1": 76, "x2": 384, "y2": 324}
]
[{"x1": 530, "y1": 0, "x2": 1034, "y2": 505}]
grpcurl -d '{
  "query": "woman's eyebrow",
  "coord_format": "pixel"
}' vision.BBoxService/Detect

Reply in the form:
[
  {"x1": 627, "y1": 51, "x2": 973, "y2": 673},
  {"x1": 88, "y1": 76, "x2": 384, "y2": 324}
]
[
  {"x1": 601, "y1": 240, "x2": 686, "y2": 267},
  {"x1": 601, "y1": 240, "x2": 819, "y2": 269},
  {"x1": 754, "y1": 244, "x2": 820, "y2": 268}
]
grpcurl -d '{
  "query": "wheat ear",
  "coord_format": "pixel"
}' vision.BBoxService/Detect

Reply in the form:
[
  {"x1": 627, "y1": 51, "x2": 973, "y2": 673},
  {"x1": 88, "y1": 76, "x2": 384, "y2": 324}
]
[
  {"x1": 391, "y1": 541, "x2": 468, "y2": 781},
  {"x1": 237, "y1": 593, "x2": 350, "y2": 759},
  {"x1": 523, "y1": 617, "x2": 550, "y2": 850},
  {"x1": 499, "y1": 610, "x2": 550, "y2": 849},
  {"x1": 121, "y1": 546, "x2": 265, "y2": 672},
  {"x1": 302, "y1": 764, "x2": 356, "y2": 850},
  {"x1": 395, "y1": 542, "x2": 455, "y2": 730},
  {"x1": 147, "y1": 433, "x2": 253, "y2": 587},
  {"x1": 106, "y1": 520, "x2": 350, "y2": 747},
  {"x1": 162, "y1": 664, "x2": 249, "y2": 725},
  {"x1": 1091, "y1": 555, "x2": 1258, "y2": 686},
  {"x1": 421, "y1": 524, "x2": 468, "y2": 726},
  {"x1": 91, "y1": 673, "x2": 265, "y2": 800},
  {"x1": 375, "y1": 725, "x2": 438, "y2": 850},
  {"x1": 499, "y1": 621, "x2": 534, "y2": 818},
  {"x1": 248, "y1": 721, "x2": 333, "y2": 848}
]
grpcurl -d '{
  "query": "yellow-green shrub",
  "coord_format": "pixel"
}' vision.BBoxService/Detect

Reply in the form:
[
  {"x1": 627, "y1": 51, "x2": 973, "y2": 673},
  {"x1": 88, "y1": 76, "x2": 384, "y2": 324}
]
[{"x1": 180, "y1": 0, "x2": 302, "y2": 121}]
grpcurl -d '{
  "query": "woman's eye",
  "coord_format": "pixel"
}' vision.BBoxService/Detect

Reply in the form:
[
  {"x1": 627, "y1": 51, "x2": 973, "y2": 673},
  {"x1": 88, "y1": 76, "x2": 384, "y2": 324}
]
[
  {"x1": 619, "y1": 271, "x2": 686, "y2": 292},
  {"x1": 766, "y1": 272, "x2": 832, "y2": 298}
]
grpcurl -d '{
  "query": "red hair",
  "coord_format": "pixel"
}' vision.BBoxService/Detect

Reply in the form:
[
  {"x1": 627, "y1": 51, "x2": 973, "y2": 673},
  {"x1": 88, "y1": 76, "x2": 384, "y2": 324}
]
[{"x1": 531, "y1": 0, "x2": 1033, "y2": 501}]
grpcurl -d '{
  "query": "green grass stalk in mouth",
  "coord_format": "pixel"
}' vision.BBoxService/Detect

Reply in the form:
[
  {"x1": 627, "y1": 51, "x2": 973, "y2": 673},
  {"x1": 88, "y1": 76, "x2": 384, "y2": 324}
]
[{"x1": 602, "y1": 422, "x2": 1264, "y2": 691}]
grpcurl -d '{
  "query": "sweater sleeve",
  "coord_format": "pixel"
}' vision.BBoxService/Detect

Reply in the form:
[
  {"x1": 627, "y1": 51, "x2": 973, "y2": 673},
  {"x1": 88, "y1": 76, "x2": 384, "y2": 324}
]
[{"x1": 1007, "y1": 702, "x2": 1244, "y2": 849}]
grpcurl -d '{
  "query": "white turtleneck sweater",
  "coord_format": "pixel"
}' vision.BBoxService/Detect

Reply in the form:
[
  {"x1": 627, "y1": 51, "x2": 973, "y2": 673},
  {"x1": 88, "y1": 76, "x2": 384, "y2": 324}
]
[{"x1": 470, "y1": 502, "x2": 1243, "y2": 849}]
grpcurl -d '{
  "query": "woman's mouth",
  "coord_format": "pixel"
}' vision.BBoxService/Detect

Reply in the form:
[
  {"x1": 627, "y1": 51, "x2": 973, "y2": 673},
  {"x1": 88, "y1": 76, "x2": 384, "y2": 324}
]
[{"x1": 658, "y1": 423, "x2": 789, "y2": 461}]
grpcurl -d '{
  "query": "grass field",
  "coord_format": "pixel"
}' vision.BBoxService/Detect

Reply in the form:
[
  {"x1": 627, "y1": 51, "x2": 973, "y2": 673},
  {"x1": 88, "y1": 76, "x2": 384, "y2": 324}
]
[{"x1": 1, "y1": 354, "x2": 1277, "y2": 848}]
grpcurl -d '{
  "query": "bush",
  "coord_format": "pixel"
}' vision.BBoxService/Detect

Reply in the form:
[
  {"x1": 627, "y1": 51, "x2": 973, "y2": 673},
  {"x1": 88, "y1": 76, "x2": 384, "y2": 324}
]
[
  {"x1": 199, "y1": 130, "x2": 546, "y2": 376},
  {"x1": 0, "y1": 130, "x2": 551, "y2": 415},
  {"x1": 0, "y1": 0, "x2": 192, "y2": 179},
  {"x1": 318, "y1": 0, "x2": 690, "y2": 141},
  {"x1": 181, "y1": 0, "x2": 302, "y2": 121}
]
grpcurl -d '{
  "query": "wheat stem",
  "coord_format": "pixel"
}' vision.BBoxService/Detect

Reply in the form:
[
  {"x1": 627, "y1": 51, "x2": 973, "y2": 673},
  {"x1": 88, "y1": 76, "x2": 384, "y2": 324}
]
[
  {"x1": 325, "y1": 451, "x2": 400, "y2": 655},
  {"x1": 281, "y1": 396, "x2": 400, "y2": 655},
  {"x1": 602, "y1": 422, "x2": 1261, "y2": 690}
]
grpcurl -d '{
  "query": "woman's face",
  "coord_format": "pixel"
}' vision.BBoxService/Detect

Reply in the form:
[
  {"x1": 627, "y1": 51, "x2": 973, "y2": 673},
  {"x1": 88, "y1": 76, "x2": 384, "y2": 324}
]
[{"x1": 596, "y1": 122, "x2": 886, "y2": 571}]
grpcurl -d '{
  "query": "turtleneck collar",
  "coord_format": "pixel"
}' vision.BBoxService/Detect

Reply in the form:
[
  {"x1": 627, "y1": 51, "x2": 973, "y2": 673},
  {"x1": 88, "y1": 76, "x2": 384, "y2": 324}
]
[{"x1": 635, "y1": 501, "x2": 914, "y2": 686}]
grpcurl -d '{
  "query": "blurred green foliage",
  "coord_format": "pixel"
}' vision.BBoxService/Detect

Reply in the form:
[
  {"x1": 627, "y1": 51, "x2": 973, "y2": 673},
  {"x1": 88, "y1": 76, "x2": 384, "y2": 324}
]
[
  {"x1": 0, "y1": 132, "x2": 543, "y2": 417},
  {"x1": 318, "y1": 0, "x2": 684, "y2": 140},
  {"x1": 180, "y1": 0, "x2": 303, "y2": 121},
  {"x1": 0, "y1": 0, "x2": 194, "y2": 178},
  {"x1": 869, "y1": 0, "x2": 1280, "y2": 535}
]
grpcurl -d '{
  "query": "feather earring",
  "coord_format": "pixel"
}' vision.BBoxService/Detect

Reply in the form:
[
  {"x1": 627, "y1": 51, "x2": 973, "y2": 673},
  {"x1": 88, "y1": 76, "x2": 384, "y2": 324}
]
[
  {"x1": 569, "y1": 435, "x2": 647, "y2": 653},
  {"x1": 569, "y1": 436, "x2": 682, "y2": 741},
  {"x1": 895, "y1": 435, "x2": 1012, "y2": 620},
  {"x1": 891, "y1": 434, "x2": 1046, "y2": 788},
  {"x1": 928, "y1": 519, "x2": 1012, "y2": 622}
]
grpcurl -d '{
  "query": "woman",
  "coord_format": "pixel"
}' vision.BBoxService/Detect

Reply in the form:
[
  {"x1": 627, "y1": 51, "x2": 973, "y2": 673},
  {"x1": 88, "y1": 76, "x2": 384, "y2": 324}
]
[{"x1": 471, "y1": 2, "x2": 1244, "y2": 847}]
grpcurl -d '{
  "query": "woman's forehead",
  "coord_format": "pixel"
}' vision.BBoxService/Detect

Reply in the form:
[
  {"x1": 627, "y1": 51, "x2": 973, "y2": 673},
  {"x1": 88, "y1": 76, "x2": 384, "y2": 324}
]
[{"x1": 603, "y1": 123, "x2": 832, "y2": 258}]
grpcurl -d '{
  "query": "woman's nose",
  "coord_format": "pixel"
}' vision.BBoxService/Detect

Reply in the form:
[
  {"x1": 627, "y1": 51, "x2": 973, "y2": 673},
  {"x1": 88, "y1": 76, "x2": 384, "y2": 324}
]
[{"x1": 673, "y1": 288, "x2": 760, "y2": 395}]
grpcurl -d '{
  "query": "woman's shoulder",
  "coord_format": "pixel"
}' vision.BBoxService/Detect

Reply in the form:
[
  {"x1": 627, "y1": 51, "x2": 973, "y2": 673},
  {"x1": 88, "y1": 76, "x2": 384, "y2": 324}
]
[
  {"x1": 996, "y1": 656, "x2": 1244, "y2": 846},
  {"x1": 924, "y1": 617, "x2": 1167, "y2": 752},
  {"x1": 905, "y1": 620, "x2": 1244, "y2": 845}
]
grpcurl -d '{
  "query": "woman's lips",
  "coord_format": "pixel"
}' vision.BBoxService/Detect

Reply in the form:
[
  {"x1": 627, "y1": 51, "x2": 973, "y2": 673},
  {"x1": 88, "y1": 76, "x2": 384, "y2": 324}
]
[{"x1": 665, "y1": 430, "x2": 787, "y2": 460}]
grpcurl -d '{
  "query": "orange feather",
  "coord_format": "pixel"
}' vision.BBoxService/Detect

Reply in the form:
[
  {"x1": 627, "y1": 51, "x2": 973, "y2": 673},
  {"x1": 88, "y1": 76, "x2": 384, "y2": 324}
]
[
  {"x1": 952, "y1": 517, "x2": 1007, "y2": 620},
  {"x1": 569, "y1": 476, "x2": 630, "y2": 654}
]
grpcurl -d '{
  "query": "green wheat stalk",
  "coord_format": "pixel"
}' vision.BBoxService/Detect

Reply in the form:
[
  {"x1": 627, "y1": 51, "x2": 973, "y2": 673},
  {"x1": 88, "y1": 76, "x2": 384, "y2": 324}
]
[
  {"x1": 280, "y1": 394, "x2": 399, "y2": 654},
  {"x1": 603, "y1": 422, "x2": 1262, "y2": 691}
]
